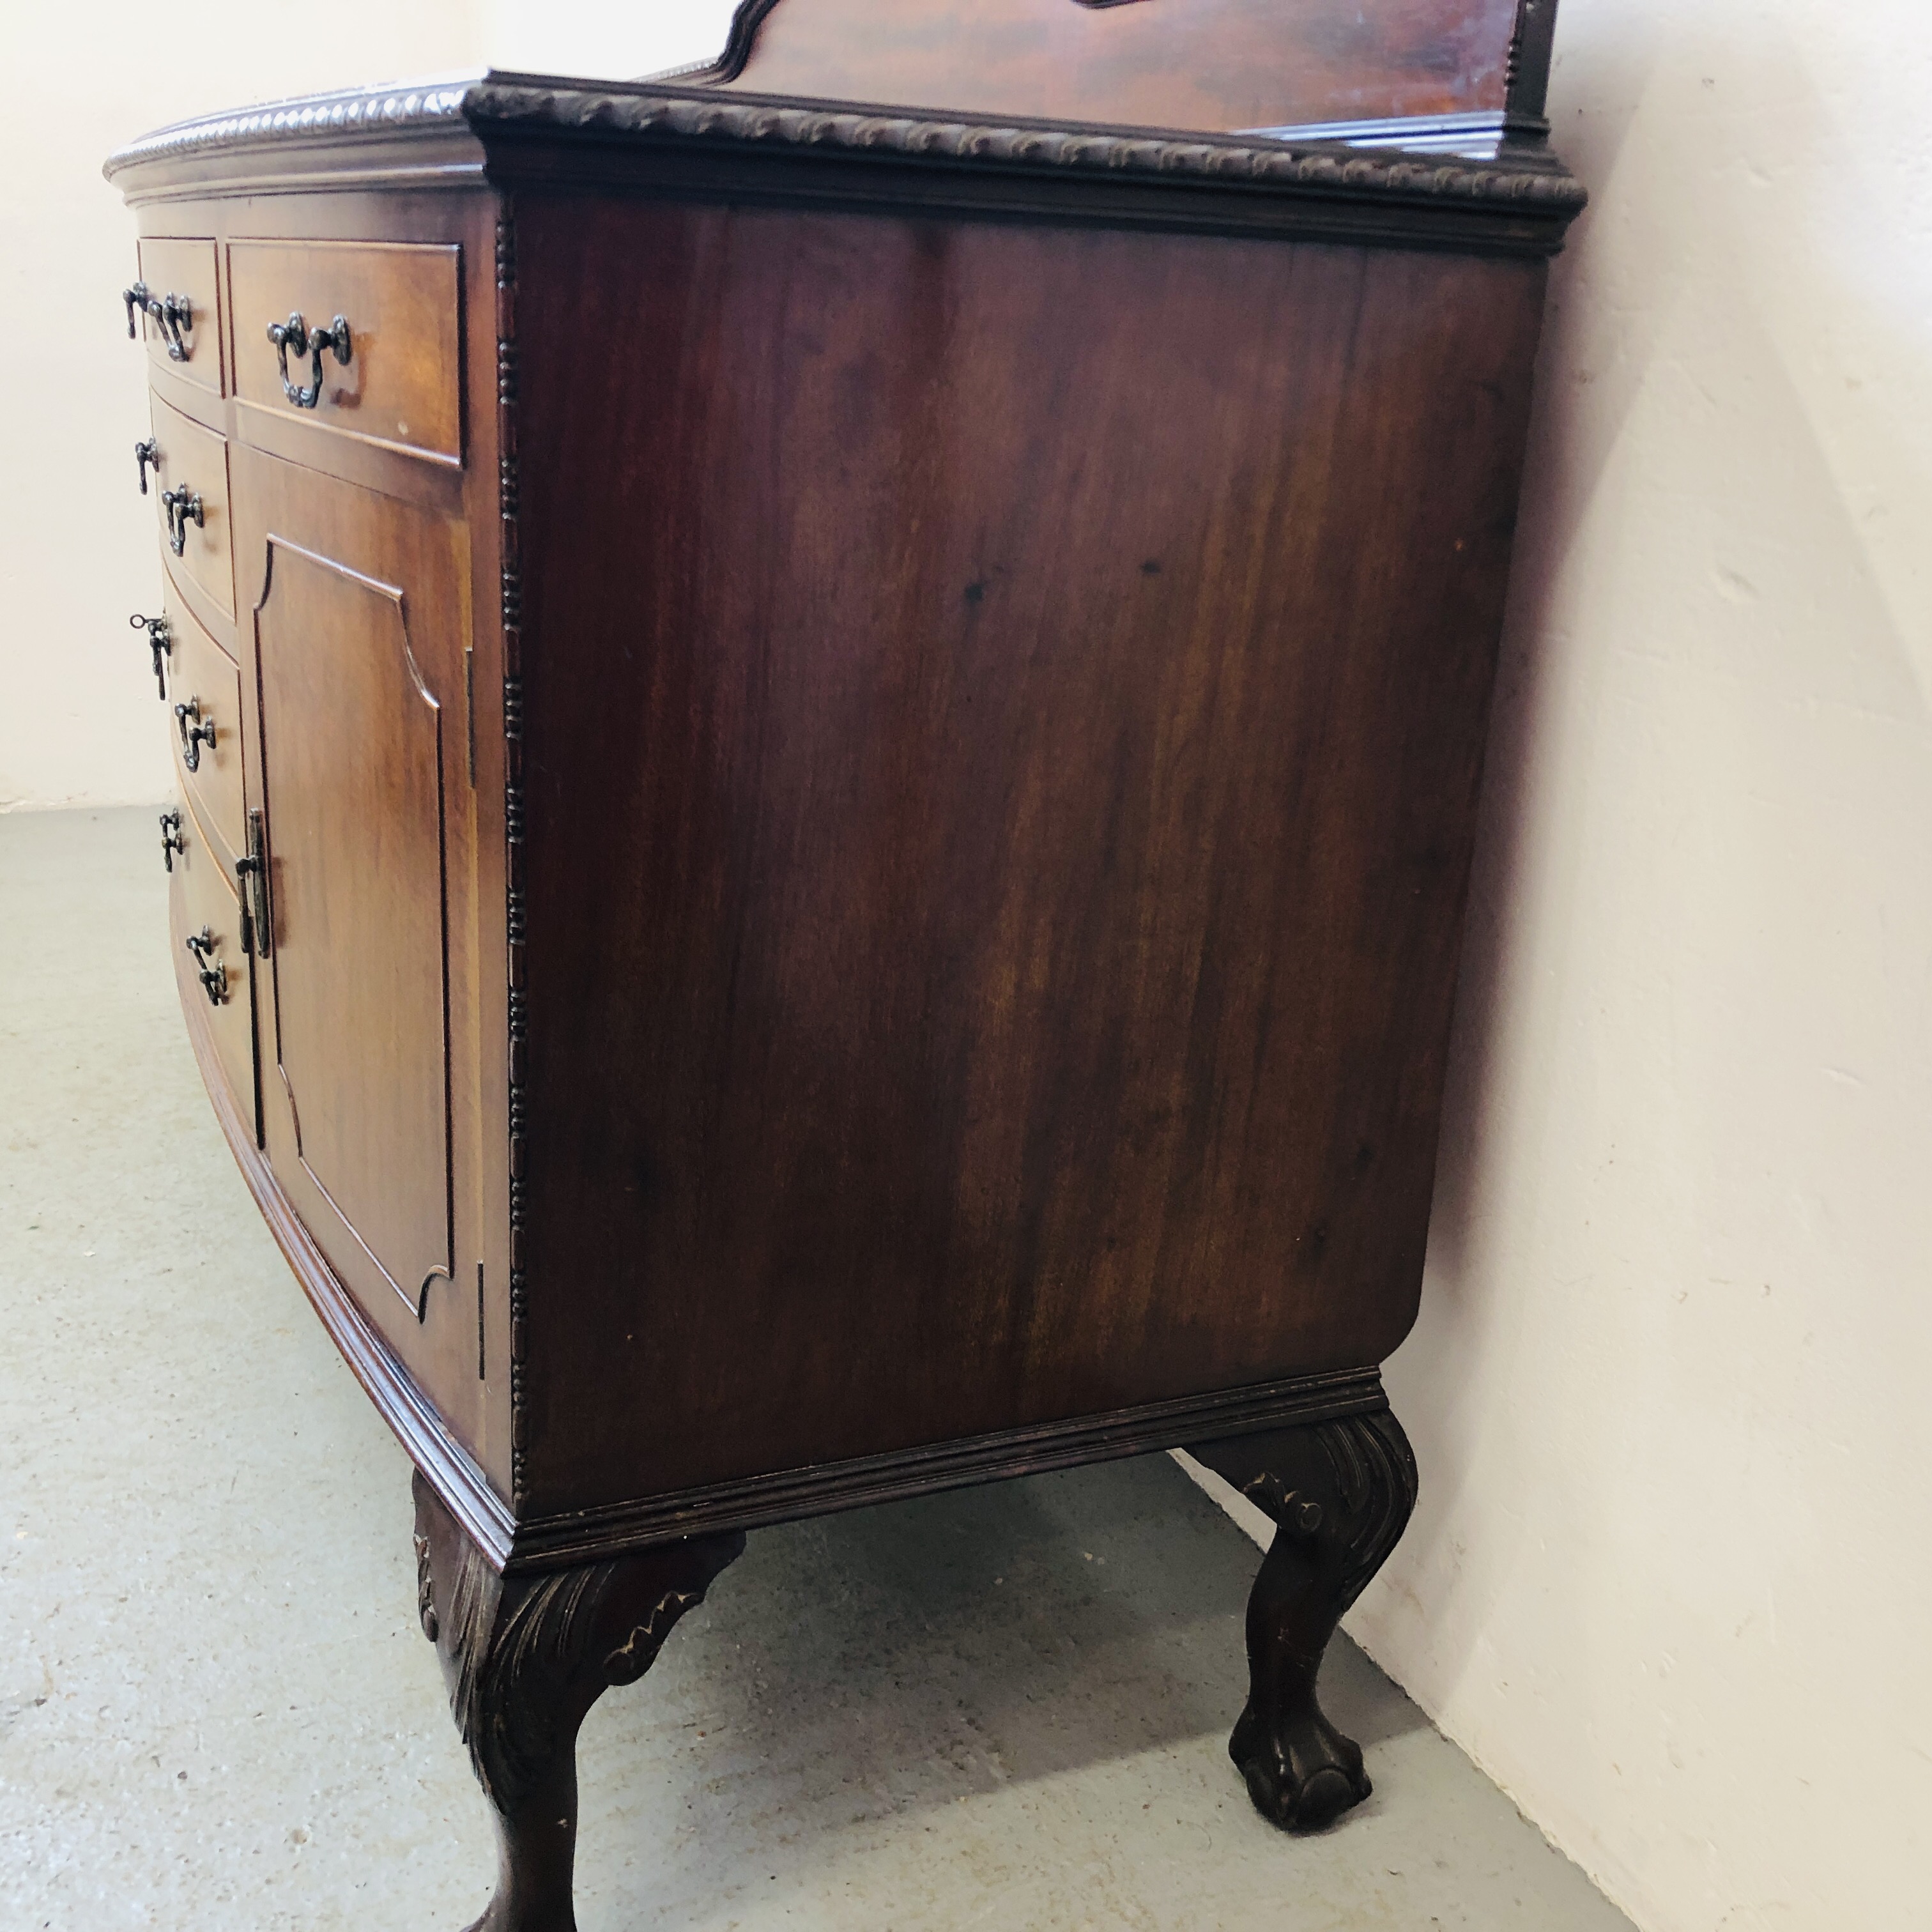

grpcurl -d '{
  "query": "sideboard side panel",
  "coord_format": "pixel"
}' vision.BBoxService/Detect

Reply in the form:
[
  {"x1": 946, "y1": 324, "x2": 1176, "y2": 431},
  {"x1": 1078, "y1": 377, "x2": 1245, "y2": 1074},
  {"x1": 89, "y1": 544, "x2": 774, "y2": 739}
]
[{"x1": 512, "y1": 191, "x2": 1545, "y2": 1511}]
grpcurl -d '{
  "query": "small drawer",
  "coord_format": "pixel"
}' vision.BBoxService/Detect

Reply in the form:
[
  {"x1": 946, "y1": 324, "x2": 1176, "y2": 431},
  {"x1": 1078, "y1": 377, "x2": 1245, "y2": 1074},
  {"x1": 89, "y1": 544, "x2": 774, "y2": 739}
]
[
  {"x1": 131, "y1": 238, "x2": 222, "y2": 394},
  {"x1": 228, "y1": 240, "x2": 463, "y2": 465},
  {"x1": 148, "y1": 392, "x2": 235, "y2": 620},
  {"x1": 161, "y1": 586, "x2": 245, "y2": 861},
  {"x1": 165, "y1": 793, "x2": 259, "y2": 1142}
]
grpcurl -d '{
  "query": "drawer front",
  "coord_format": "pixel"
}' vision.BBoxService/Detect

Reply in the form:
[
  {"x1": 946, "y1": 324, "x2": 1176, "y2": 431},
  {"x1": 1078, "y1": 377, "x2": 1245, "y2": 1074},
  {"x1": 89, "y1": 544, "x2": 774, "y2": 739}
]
[
  {"x1": 161, "y1": 586, "x2": 244, "y2": 860},
  {"x1": 166, "y1": 793, "x2": 259, "y2": 1144},
  {"x1": 228, "y1": 240, "x2": 463, "y2": 465},
  {"x1": 149, "y1": 392, "x2": 234, "y2": 619},
  {"x1": 134, "y1": 238, "x2": 222, "y2": 394}
]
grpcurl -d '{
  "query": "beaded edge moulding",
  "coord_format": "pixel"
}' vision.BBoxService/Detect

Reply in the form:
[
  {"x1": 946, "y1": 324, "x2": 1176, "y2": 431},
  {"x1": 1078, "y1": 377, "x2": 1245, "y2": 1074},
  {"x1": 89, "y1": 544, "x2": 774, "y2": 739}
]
[{"x1": 105, "y1": 75, "x2": 1586, "y2": 213}]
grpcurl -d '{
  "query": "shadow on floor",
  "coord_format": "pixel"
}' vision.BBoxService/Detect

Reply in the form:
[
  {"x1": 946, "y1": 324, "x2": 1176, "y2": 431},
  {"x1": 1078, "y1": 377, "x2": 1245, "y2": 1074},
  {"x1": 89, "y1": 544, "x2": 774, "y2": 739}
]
[{"x1": 576, "y1": 1455, "x2": 1433, "y2": 1912}]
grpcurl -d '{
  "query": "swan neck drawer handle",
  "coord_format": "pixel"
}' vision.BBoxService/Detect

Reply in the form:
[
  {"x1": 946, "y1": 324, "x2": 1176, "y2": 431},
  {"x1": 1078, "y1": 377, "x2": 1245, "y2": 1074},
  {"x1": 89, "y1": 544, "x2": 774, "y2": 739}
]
[
  {"x1": 184, "y1": 927, "x2": 228, "y2": 1006},
  {"x1": 174, "y1": 696, "x2": 215, "y2": 772},
  {"x1": 266, "y1": 312, "x2": 352, "y2": 409},
  {"x1": 123, "y1": 281, "x2": 194, "y2": 360},
  {"x1": 160, "y1": 486, "x2": 203, "y2": 556},
  {"x1": 132, "y1": 612, "x2": 172, "y2": 699}
]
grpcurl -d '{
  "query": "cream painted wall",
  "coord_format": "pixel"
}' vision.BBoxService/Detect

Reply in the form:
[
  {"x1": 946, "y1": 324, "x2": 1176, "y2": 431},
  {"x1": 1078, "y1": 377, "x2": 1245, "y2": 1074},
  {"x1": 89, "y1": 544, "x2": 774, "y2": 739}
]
[
  {"x1": 0, "y1": 6, "x2": 741, "y2": 810},
  {"x1": 0, "y1": 0, "x2": 485, "y2": 811},
  {"x1": 483, "y1": 0, "x2": 736, "y2": 80},
  {"x1": 1336, "y1": 5, "x2": 1932, "y2": 1930}
]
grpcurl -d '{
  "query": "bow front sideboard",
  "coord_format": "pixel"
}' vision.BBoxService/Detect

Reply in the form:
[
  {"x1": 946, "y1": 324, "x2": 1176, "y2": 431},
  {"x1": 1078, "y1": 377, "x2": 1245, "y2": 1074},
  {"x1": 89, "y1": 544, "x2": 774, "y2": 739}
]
[{"x1": 108, "y1": 3, "x2": 1582, "y2": 1923}]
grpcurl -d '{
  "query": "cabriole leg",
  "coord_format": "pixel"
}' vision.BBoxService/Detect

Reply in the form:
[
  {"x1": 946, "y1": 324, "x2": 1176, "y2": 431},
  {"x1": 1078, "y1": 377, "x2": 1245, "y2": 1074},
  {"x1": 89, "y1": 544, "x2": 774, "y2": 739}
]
[
  {"x1": 1189, "y1": 1406, "x2": 1417, "y2": 1832},
  {"x1": 412, "y1": 1472, "x2": 744, "y2": 1932}
]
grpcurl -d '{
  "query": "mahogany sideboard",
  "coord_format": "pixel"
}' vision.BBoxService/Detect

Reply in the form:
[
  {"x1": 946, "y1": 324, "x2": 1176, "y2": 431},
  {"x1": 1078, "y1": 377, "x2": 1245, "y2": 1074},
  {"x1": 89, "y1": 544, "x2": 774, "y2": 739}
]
[{"x1": 108, "y1": 4, "x2": 1582, "y2": 1924}]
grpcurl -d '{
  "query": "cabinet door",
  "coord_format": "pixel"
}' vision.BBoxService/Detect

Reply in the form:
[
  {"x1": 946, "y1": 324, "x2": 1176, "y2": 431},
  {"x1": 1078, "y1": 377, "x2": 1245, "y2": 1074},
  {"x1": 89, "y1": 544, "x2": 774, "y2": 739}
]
[{"x1": 233, "y1": 448, "x2": 481, "y2": 1418}]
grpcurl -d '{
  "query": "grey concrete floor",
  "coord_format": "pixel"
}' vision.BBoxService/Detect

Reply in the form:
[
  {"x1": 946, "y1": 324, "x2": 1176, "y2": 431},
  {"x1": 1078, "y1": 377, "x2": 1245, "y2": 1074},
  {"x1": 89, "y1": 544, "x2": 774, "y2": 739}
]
[{"x1": 1, "y1": 806, "x2": 1635, "y2": 1932}]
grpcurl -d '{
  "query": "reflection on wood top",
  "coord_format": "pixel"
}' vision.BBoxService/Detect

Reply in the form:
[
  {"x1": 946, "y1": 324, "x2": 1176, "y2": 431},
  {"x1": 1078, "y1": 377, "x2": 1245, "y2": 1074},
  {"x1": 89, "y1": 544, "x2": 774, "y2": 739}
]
[{"x1": 698, "y1": 0, "x2": 1537, "y2": 140}]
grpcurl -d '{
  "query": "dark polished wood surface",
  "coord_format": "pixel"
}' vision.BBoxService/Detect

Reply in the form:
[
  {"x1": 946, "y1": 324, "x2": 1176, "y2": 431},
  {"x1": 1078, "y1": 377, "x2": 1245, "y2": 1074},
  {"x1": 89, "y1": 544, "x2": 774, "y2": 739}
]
[
  {"x1": 236, "y1": 444, "x2": 491, "y2": 1460},
  {"x1": 160, "y1": 581, "x2": 245, "y2": 861},
  {"x1": 227, "y1": 238, "x2": 466, "y2": 464},
  {"x1": 100, "y1": 2, "x2": 1584, "y2": 1588},
  {"x1": 703, "y1": 0, "x2": 1524, "y2": 134},
  {"x1": 103, "y1": 10, "x2": 1586, "y2": 1607},
  {"x1": 512, "y1": 195, "x2": 1544, "y2": 1512},
  {"x1": 111, "y1": 10, "x2": 1582, "y2": 1917}
]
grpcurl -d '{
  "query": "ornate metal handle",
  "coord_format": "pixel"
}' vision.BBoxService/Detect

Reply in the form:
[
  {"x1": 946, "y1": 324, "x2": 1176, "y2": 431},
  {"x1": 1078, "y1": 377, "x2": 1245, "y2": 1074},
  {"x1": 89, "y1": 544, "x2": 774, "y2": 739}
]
[
  {"x1": 135, "y1": 438, "x2": 160, "y2": 495},
  {"x1": 132, "y1": 611, "x2": 172, "y2": 699},
  {"x1": 161, "y1": 485, "x2": 203, "y2": 556},
  {"x1": 158, "y1": 808, "x2": 185, "y2": 873},
  {"x1": 236, "y1": 808, "x2": 272, "y2": 959},
  {"x1": 184, "y1": 926, "x2": 228, "y2": 1005},
  {"x1": 174, "y1": 695, "x2": 215, "y2": 772},
  {"x1": 123, "y1": 280, "x2": 194, "y2": 360},
  {"x1": 266, "y1": 312, "x2": 352, "y2": 409}
]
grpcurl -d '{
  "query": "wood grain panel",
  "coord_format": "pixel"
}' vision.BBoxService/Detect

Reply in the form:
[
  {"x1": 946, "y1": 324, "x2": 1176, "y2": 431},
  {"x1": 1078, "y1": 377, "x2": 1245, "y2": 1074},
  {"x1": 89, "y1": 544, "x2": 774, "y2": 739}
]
[
  {"x1": 233, "y1": 447, "x2": 480, "y2": 1430},
  {"x1": 228, "y1": 240, "x2": 463, "y2": 464},
  {"x1": 161, "y1": 583, "x2": 245, "y2": 861},
  {"x1": 510, "y1": 194, "x2": 1547, "y2": 1510},
  {"x1": 148, "y1": 392, "x2": 234, "y2": 619},
  {"x1": 135, "y1": 237, "x2": 222, "y2": 394},
  {"x1": 255, "y1": 537, "x2": 456, "y2": 1325},
  {"x1": 712, "y1": 0, "x2": 1521, "y2": 134}
]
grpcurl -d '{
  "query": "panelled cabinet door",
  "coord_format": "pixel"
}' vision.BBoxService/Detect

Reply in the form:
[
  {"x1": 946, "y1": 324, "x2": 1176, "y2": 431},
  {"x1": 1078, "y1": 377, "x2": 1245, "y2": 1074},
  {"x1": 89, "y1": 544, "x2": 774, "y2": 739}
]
[{"x1": 231, "y1": 448, "x2": 483, "y2": 1434}]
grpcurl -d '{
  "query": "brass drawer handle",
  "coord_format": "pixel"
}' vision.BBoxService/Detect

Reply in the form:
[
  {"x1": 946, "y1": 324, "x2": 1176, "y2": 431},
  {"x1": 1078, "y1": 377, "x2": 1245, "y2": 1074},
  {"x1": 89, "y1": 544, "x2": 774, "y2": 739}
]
[
  {"x1": 132, "y1": 611, "x2": 172, "y2": 698},
  {"x1": 123, "y1": 280, "x2": 194, "y2": 361},
  {"x1": 135, "y1": 438, "x2": 160, "y2": 495},
  {"x1": 174, "y1": 695, "x2": 215, "y2": 771},
  {"x1": 161, "y1": 485, "x2": 203, "y2": 555},
  {"x1": 158, "y1": 808, "x2": 185, "y2": 873},
  {"x1": 266, "y1": 311, "x2": 352, "y2": 409},
  {"x1": 184, "y1": 926, "x2": 228, "y2": 1005}
]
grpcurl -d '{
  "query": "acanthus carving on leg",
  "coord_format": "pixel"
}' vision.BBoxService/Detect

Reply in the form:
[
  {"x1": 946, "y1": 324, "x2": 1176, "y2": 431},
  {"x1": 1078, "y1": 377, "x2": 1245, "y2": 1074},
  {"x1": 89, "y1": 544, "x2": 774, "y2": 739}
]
[
  {"x1": 413, "y1": 1472, "x2": 744, "y2": 1932},
  {"x1": 1190, "y1": 1405, "x2": 1418, "y2": 1832}
]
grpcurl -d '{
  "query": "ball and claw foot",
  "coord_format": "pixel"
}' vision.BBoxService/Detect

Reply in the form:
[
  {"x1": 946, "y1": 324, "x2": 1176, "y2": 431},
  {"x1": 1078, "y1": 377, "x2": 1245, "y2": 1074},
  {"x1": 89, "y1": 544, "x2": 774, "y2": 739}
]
[
  {"x1": 1190, "y1": 1404, "x2": 1418, "y2": 1836},
  {"x1": 1229, "y1": 1691, "x2": 1372, "y2": 1831}
]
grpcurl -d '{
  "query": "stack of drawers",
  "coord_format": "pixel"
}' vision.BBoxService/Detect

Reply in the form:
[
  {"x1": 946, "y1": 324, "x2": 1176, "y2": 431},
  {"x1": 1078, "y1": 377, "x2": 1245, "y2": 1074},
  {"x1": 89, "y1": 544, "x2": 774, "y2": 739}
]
[
  {"x1": 133, "y1": 234, "x2": 254, "y2": 1138},
  {"x1": 125, "y1": 195, "x2": 503, "y2": 1469}
]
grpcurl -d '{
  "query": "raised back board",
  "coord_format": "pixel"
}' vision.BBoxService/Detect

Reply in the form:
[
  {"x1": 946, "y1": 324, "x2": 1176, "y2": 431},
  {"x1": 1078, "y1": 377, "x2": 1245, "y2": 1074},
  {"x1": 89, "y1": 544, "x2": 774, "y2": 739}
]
[{"x1": 688, "y1": 0, "x2": 1556, "y2": 147}]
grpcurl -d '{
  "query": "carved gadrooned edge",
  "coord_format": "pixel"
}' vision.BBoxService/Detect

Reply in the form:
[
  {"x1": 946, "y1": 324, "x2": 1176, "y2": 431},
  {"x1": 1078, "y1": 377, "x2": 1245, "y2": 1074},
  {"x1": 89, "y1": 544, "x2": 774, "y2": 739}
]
[
  {"x1": 107, "y1": 76, "x2": 1584, "y2": 214},
  {"x1": 104, "y1": 82, "x2": 472, "y2": 171},
  {"x1": 497, "y1": 203, "x2": 530, "y2": 1511},
  {"x1": 469, "y1": 84, "x2": 1586, "y2": 210}
]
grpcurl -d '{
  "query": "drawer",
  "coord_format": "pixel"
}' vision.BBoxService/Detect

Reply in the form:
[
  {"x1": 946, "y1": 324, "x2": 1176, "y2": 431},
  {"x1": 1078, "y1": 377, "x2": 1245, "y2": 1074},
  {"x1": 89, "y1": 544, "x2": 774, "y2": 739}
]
[
  {"x1": 228, "y1": 240, "x2": 463, "y2": 465},
  {"x1": 160, "y1": 586, "x2": 245, "y2": 861},
  {"x1": 132, "y1": 238, "x2": 222, "y2": 394},
  {"x1": 148, "y1": 392, "x2": 234, "y2": 620},
  {"x1": 165, "y1": 793, "x2": 259, "y2": 1144}
]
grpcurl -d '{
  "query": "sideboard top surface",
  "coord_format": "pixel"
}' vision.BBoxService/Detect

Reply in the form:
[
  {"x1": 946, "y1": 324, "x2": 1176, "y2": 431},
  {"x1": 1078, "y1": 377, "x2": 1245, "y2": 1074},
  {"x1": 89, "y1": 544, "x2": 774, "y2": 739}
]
[
  {"x1": 105, "y1": 1, "x2": 1581, "y2": 252},
  {"x1": 691, "y1": 0, "x2": 1550, "y2": 142}
]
